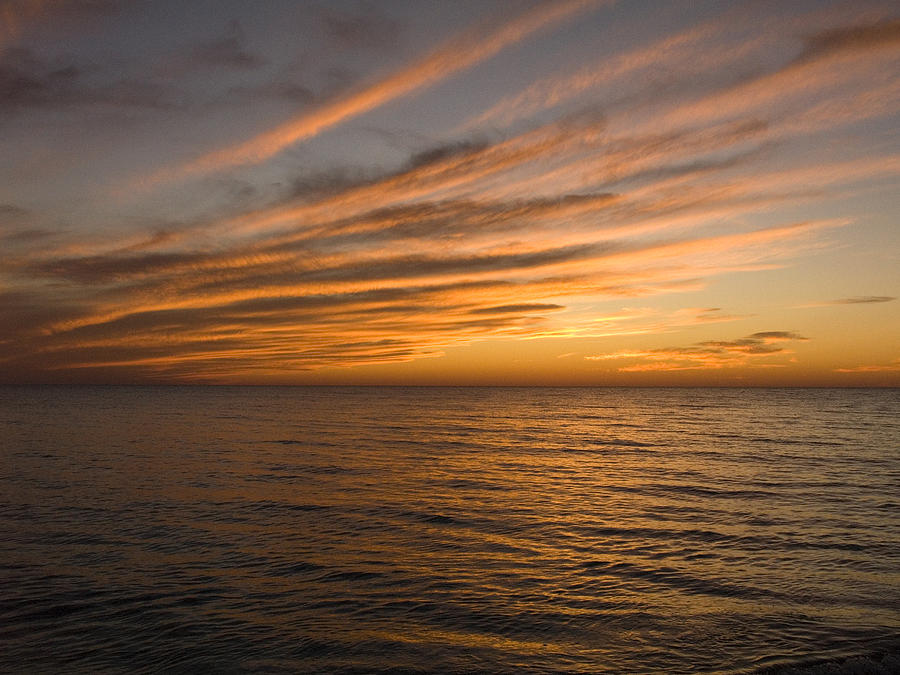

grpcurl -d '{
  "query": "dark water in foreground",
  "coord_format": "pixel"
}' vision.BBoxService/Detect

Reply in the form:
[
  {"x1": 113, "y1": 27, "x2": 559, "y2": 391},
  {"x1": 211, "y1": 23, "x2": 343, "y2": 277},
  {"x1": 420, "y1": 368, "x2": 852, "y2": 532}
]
[{"x1": 1, "y1": 386, "x2": 898, "y2": 674}]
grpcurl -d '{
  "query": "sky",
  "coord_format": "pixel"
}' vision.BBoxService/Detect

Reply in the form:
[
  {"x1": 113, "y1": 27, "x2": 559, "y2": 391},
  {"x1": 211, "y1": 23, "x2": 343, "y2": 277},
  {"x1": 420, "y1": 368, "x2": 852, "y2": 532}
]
[{"x1": 0, "y1": 0, "x2": 898, "y2": 385}]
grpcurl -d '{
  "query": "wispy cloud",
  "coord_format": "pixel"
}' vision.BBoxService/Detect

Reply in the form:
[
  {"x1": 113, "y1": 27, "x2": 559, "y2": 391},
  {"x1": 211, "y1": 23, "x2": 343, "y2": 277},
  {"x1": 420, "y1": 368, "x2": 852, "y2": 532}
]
[
  {"x1": 0, "y1": 46, "x2": 172, "y2": 117},
  {"x1": 835, "y1": 358, "x2": 900, "y2": 373},
  {"x1": 797, "y1": 295, "x2": 897, "y2": 308},
  {"x1": 746, "y1": 331, "x2": 808, "y2": 342},
  {"x1": 184, "y1": 20, "x2": 265, "y2": 71},
  {"x1": 318, "y1": 3, "x2": 405, "y2": 53},
  {"x1": 586, "y1": 331, "x2": 808, "y2": 372},
  {"x1": 646, "y1": 17, "x2": 900, "y2": 136},
  {"x1": 831, "y1": 296, "x2": 896, "y2": 304},
  {"x1": 148, "y1": 0, "x2": 601, "y2": 184},
  {"x1": 798, "y1": 19, "x2": 900, "y2": 63},
  {"x1": 467, "y1": 10, "x2": 900, "y2": 135},
  {"x1": 0, "y1": 202, "x2": 29, "y2": 220},
  {"x1": 466, "y1": 9, "x2": 745, "y2": 130}
]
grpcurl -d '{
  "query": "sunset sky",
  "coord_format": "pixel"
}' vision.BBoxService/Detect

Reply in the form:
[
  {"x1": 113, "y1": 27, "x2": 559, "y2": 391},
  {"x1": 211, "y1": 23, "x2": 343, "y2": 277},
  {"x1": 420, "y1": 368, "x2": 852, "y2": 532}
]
[{"x1": 1, "y1": 0, "x2": 897, "y2": 385}]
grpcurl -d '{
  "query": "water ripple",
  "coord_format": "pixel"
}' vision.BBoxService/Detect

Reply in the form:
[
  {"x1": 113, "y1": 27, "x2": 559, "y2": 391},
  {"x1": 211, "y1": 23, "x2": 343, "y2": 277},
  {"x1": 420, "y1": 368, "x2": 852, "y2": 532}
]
[{"x1": 0, "y1": 386, "x2": 898, "y2": 673}]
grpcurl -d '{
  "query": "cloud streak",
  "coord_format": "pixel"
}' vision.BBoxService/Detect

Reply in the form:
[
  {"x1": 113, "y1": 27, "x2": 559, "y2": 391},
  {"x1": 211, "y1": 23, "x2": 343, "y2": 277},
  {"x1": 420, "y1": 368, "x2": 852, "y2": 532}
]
[
  {"x1": 834, "y1": 359, "x2": 900, "y2": 373},
  {"x1": 149, "y1": 0, "x2": 600, "y2": 183},
  {"x1": 831, "y1": 296, "x2": 896, "y2": 304},
  {"x1": 586, "y1": 332, "x2": 808, "y2": 372}
]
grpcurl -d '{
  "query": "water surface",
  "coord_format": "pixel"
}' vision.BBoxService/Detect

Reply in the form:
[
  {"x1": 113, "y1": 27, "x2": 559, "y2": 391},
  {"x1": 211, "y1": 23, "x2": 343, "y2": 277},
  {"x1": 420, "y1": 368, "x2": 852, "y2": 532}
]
[{"x1": 1, "y1": 387, "x2": 898, "y2": 673}]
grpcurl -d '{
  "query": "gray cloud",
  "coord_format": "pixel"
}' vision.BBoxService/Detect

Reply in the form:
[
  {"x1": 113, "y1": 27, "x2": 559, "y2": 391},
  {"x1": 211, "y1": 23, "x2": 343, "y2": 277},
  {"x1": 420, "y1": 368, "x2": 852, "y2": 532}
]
[
  {"x1": 283, "y1": 139, "x2": 491, "y2": 202},
  {"x1": 270, "y1": 194, "x2": 618, "y2": 253},
  {"x1": 831, "y1": 296, "x2": 895, "y2": 304},
  {"x1": 225, "y1": 80, "x2": 315, "y2": 105},
  {"x1": 0, "y1": 228, "x2": 57, "y2": 245},
  {"x1": 0, "y1": 48, "x2": 81, "y2": 112},
  {"x1": 798, "y1": 18, "x2": 900, "y2": 64},
  {"x1": 191, "y1": 21, "x2": 265, "y2": 70},
  {"x1": 0, "y1": 203, "x2": 30, "y2": 225},
  {"x1": 696, "y1": 341, "x2": 782, "y2": 355},
  {"x1": 28, "y1": 250, "x2": 213, "y2": 283},
  {"x1": 747, "y1": 331, "x2": 808, "y2": 341},
  {"x1": 405, "y1": 140, "x2": 491, "y2": 171},
  {"x1": 0, "y1": 289, "x2": 90, "y2": 339},
  {"x1": 277, "y1": 242, "x2": 611, "y2": 284},
  {"x1": 590, "y1": 331, "x2": 811, "y2": 369},
  {"x1": 679, "y1": 331, "x2": 808, "y2": 355},
  {"x1": 319, "y1": 2, "x2": 404, "y2": 52},
  {"x1": 0, "y1": 47, "x2": 171, "y2": 117}
]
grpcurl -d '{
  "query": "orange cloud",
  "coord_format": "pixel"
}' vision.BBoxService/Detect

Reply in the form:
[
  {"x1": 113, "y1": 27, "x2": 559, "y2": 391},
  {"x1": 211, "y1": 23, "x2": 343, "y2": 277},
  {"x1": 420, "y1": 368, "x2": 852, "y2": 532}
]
[
  {"x1": 586, "y1": 331, "x2": 808, "y2": 371},
  {"x1": 834, "y1": 359, "x2": 900, "y2": 373}
]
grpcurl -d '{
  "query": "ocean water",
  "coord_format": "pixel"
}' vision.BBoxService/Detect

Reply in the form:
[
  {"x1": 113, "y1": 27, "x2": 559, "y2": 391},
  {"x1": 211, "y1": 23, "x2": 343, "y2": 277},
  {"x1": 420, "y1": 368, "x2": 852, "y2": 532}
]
[{"x1": 1, "y1": 386, "x2": 898, "y2": 674}]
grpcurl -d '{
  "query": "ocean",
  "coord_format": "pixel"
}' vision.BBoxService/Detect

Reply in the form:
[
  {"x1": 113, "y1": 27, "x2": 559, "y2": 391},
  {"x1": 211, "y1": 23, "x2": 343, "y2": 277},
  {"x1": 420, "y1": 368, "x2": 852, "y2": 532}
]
[{"x1": 1, "y1": 386, "x2": 898, "y2": 674}]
